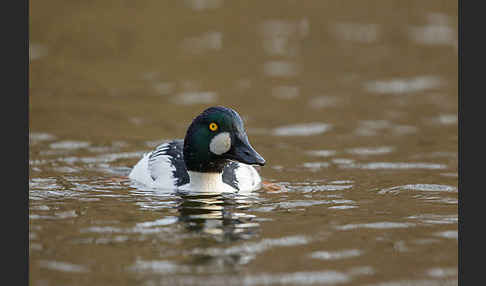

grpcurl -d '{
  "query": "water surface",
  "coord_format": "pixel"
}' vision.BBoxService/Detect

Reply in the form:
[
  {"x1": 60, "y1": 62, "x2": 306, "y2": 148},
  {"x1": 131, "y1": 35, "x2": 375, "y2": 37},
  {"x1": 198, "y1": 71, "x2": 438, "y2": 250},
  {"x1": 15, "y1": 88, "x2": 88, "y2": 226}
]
[{"x1": 30, "y1": 1, "x2": 457, "y2": 285}]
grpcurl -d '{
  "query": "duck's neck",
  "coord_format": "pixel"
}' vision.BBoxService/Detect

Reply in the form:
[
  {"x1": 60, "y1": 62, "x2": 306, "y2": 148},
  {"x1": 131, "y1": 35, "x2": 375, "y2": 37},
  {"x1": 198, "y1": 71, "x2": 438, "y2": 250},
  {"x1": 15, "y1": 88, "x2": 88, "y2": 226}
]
[
  {"x1": 183, "y1": 129, "x2": 228, "y2": 173},
  {"x1": 183, "y1": 147, "x2": 227, "y2": 172},
  {"x1": 185, "y1": 171, "x2": 234, "y2": 192}
]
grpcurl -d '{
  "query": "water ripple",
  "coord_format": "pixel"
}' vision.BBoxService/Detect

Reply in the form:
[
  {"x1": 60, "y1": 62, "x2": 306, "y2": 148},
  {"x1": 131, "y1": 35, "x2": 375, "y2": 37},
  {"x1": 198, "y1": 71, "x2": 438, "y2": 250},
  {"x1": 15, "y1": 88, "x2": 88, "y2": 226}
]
[
  {"x1": 346, "y1": 146, "x2": 395, "y2": 156},
  {"x1": 155, "y1": 271, "x2": 350, "y2": 286},
  {"x1": 339, "y1": 162, "x2": 447, "y2": 170},
  {"x1": 379, "y1": 184, "x2": 457, "y2": 194},
  {"x1": 310, "y1": 249, "x2": 362, "y2": 260},
  {"x1": 39, "y1": 260, "x2": 88, "y2": 273},
  {"x1": 336, "y1": 222, "x2": 415, "y2": 230},
  {"x1": 49, "y1": 140, "x2": 91, "y2": 150},
  {"x1": 272, "y1": 123, "x2": 332, "y2": 136},
  {"x1": 364, "y1": 76, "x2": 443, "y2": 94},
  {"x1": 191, "y1": 235, "x2": 309, "y2": 257}
]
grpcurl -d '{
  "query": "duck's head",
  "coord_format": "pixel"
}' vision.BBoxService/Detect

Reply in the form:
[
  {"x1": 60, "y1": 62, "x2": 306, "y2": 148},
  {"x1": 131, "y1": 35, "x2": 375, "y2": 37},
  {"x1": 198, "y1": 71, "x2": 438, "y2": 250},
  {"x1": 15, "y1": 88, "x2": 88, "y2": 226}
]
[{"x1": 183, "y1": 106, "x2": 265, "y2": 172}]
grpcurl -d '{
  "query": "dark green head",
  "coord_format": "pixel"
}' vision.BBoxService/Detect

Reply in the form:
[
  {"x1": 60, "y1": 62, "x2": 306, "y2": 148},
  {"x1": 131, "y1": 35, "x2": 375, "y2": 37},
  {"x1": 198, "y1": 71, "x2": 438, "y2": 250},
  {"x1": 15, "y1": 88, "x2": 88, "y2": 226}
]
[{"x1": 183, "y1": 106, "x2": 265, "y2": 172}]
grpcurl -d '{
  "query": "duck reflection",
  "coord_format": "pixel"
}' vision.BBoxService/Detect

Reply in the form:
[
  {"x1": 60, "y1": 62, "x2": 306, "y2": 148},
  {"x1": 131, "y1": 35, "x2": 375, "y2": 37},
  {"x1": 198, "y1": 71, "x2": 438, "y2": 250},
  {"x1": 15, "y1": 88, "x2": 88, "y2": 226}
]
[{"x1": 175, "y1": 191, "x2": 260, "y2": 241}]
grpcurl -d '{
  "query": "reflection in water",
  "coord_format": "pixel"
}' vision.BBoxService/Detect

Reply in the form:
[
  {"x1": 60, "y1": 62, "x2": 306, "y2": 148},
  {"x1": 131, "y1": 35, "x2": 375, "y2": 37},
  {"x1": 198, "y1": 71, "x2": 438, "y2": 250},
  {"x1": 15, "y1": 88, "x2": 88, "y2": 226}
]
[
  {"x1": 49, "y1": 140, "x2": 91, "y2": 150},
  {"x1": 263, "y1": 60, "x2": 300, "y2": 78},
  {"x1": 30, "y1": 43, "x2": 48, "y2": 61},
  {"x1": 176, "y1": 192, "x2": 260, "y2": 241},
  {"x1": 306, "y1": 149, "x2": 337, "y2": 157},
  {"x1": 409, "y1": 13, "x2": 457, "y2": 48},
  {"x1": 260, "y1": 19, "x2": 309, "y2": 57},
  {"x1": 188, "y1": 234, "x2": 310, "y2": 273},
  {"x1": 180, "y1": 31, "x2": 223, "y2": 54},
  {"x1": 346, "y1": 146, "x2": 395, "y2": 156},
  {"x1": 355, "y1": 119, "x2": 419, "y2": 137},
  {"x1": 379, "y1": 184, "x2": 457, "y2": 194},
  {"x1": 259, "y1": 16, "x2": 307, "y2": 132},
  {"x1": 435, "y1": 114, "x2": 457, "y2": 125},
  {"x1": 301, "y1": 162, "x2": 330, "y2": 171},
  {"x1": 334, "y1": 161, "x2": 447, "y2": 170},
  {"x1": 308, "y1": 95, "x2": 339, "y2": 109},
  {"x1": 272, "y1": 122, "x2": 332, "y2": 136},
  {"x1": 271, "y1": 85, "x2": 300, "y2": 99},
  {"x1": 364, "y1": 75, "x2": 443, "y2": 95},
  {"x1": 130, "y1": 270, "x2": 350, "y2": 286},
  {"x1": 171, "y1": 91, "x2": 218, "y2": 105},
  {"x1": 336, "y1": 222, "x2": 415, "y2": 231},
  {"x1": 152, "y1": 81, "x2": 175, "y2": 95},
  {"x1": 184, "y1": 0, "x2": 223, "y2": 11},
  {"x1": 435, "y1": 231, "x2": 458, "y2": 240},
  {"x1": 168, "y1": 79, "x2": 218, "y2": 105},
  {"x1": 426, "y1": 267, "x2": 458, "y2": 278},
  {"x1": 332, "y1": 22, "x2": 380, "y2": 43},
  {"x1": 310, "y1": 249, "x2": 362, "y2": 260},
  {"x1": 30, "y1": 132, "x2": 56, "y2": 143},
  {"x1": 39, "y1": 260, "x2": 88, "y2": 273}
]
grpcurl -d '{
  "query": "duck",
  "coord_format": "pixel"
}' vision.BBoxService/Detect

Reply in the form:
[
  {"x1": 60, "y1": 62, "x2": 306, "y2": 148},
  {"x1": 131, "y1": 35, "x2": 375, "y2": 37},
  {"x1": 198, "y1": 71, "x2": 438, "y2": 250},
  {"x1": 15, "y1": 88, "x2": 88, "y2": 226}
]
[{"x1": 129, "y1": 106, "x2": 266, "y2": 193}]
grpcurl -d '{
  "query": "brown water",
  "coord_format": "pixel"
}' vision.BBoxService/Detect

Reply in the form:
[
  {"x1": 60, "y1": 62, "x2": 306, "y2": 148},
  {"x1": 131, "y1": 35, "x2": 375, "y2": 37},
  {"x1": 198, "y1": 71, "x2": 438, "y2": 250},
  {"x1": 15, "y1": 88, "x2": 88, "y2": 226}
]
[{"x1": 29, "y1": 1, "x2": 458, "y2": 285}]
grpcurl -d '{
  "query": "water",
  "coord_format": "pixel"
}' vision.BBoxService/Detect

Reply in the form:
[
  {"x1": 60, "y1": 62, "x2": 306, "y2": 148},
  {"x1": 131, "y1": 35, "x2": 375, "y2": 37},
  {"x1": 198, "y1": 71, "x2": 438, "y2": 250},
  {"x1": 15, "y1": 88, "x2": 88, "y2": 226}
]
[{"x1": 30, "y1": 1, "x2": 457, "y2": 285}]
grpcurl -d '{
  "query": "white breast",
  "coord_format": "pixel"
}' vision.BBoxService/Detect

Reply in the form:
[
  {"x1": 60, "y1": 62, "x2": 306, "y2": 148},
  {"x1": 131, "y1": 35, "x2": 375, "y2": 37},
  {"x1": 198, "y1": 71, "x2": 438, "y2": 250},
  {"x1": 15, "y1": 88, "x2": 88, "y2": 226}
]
[{"x1": 179, "y1": 171, "x2": 237, "y2": 193}]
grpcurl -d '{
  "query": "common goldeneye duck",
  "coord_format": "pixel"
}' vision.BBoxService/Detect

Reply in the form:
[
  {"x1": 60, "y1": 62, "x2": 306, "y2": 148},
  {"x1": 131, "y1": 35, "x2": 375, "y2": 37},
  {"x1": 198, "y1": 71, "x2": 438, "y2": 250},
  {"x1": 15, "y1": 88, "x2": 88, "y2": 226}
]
[{"x1": 129, "y1": 106, "x2": 266, "y2": 193}]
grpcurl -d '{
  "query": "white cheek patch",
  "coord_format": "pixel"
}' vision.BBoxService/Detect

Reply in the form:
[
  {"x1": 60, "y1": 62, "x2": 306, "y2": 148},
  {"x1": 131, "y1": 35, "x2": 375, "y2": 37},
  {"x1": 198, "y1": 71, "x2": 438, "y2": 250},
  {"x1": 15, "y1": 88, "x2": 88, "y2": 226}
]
[{"x1": 209, "y1": 132, "x2": 231, "y2": 155}]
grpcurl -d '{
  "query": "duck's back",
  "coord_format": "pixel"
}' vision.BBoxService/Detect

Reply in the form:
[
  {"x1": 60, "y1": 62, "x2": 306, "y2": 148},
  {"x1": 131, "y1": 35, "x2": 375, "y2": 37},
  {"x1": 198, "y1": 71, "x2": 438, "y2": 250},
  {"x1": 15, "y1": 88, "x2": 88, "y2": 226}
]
[{"x1": 128, "y1": 140, "x2": 262, "y2": 191}]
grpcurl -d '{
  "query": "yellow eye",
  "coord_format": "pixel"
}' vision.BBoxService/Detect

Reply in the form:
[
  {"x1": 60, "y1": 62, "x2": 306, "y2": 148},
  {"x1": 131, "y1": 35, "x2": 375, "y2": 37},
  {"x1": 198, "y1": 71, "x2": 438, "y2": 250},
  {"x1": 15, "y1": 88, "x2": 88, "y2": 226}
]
[{"x1": 209, "y1": 122, "x2": 218, "y2": 132}]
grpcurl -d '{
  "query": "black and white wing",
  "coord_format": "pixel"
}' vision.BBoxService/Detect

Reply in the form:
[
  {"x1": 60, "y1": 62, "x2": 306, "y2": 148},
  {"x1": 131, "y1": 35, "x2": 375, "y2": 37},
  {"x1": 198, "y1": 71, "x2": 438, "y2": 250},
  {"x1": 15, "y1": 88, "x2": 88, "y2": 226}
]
[{"x1": 148, "y1": 140, "x2": 189, "y2": 186}]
